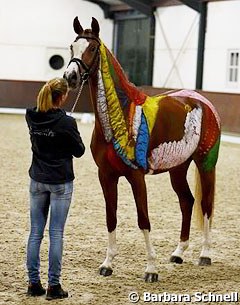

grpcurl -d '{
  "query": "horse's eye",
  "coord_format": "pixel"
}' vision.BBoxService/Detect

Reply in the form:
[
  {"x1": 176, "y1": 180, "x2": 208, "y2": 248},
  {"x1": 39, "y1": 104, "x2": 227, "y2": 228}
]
[{"x1": 90, "y1": 46, "x2": 96, "y2": 52}]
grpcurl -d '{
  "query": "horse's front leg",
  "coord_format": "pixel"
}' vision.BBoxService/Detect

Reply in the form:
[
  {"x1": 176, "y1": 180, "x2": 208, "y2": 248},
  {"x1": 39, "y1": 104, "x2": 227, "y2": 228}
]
[
  {"x1": 98, "y1": 168, "x2": 119, "y2": 276},
  {"x1": 127, "y1": 171, "x2": 158, "y2": 282}
]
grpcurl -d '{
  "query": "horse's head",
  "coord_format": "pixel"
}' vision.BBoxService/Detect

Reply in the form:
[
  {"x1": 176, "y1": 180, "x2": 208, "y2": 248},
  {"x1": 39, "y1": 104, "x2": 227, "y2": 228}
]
[{"x1": 63, "y1": 17, "x2": 100, "y2": 89}]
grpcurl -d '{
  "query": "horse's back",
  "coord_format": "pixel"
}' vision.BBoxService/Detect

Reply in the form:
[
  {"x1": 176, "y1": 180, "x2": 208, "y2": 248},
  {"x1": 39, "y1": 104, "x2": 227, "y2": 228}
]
[
  {"x1": 147, "y1": 91, "x2": 220, "y2": 173},
  {"x1": 167, "y1": 90, "x2": 221, "y2": 168},
  {"x1": 149, "y1": 95, "x2": 201, "y2": 149}
]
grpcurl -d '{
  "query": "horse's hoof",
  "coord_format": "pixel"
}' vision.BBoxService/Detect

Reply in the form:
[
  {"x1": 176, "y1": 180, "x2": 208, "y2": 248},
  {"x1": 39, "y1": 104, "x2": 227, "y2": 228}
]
[
  {"x1": 199, "y1": 257, "x2": 211, "y2": 266},
  {"x1": 99, "y1": 267, "x2": 113, "y2": 276},
  {"x1": 170, "y1": 255, "x2": 183, "y2": 264},
  {"x1": 144, "y1": 273, "x2": 159, "y2": 283}
]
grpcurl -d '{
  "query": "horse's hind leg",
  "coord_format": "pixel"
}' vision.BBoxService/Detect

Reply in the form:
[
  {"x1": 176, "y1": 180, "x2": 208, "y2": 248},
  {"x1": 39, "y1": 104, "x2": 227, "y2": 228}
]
[
  {"x1": 195, "y1": 166, "x2": 216, "y2": 266},
  {"x1": 169, "y1": 160, "x2": 194, "y2": 264},
  {"x1": 98, "y1": 168, "x2": 119, "y2": 276},
  {"x1": 126, "y1": 171, "x2": 158, "y2": 282}
]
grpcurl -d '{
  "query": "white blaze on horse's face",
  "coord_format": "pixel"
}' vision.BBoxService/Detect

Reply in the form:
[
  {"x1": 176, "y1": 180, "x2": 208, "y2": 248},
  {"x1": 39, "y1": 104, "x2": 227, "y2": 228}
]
[{"x1": 64, "y1": 39, "x2": 90, "y2": 89}]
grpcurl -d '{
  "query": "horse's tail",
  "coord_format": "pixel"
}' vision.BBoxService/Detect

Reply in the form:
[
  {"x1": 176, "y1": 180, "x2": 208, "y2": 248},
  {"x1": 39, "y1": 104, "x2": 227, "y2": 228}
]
[
  {"x1": 194, "y1": 166, "x2": 203, "y2": 230},
  {"x1": 193, "y1": 166, "x2": 204, "y2": 230},
  {"x1": 193, "y1": 166, "x2": 215, "y2": 230},
  {"x1": 194, "y1": 166, "x2": 204, "y2": 230}
]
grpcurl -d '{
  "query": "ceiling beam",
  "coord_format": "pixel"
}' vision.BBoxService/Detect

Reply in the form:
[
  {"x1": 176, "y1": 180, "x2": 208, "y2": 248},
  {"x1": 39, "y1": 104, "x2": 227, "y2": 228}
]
[
  {"x1": 87, "y1": 0, "x2": 113, "y2": 18},
  {"x1": 120, "y1": 0, "x2": 153, "y2": 16},
  {"x1": 178, "y1": 0, "x2": 201, "y2": 12}
]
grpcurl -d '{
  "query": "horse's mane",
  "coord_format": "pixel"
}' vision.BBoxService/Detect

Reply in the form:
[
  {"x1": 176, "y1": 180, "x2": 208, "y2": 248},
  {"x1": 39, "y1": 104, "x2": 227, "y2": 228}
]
[
  {"x1": 98, "y1": 42, "x2": 136, "y2": 168},
  {"x1": 98, "y1": 41, "x2": 160, "y2": 170},
  {"x1": 101, "y1": 43, "x2": 147, "y2": 108}
]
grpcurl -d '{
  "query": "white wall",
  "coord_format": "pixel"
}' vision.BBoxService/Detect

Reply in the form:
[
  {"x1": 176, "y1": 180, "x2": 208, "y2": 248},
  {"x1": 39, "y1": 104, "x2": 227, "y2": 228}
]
[
  {"x1": 0, "y1": 0, "x2": 113, "y2": 81},
  {"x1": 2, "y1": 0, "x2": 240, "y2": 93},
  {"x1": 153, "y1": 5, "x2": 199, "y2": 89},
  {"x1": 203, "y1": 0, "x2": 240, "y2": 93},
  {"x1": 153, "y1": 1, "x2": 240, "y2": 93}
]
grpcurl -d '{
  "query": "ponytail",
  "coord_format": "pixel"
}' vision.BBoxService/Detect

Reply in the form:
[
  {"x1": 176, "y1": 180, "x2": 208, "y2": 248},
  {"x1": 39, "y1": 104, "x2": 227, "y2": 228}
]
[{"x1": 36, "y1": 78, "x2": 68, "y2": 112}]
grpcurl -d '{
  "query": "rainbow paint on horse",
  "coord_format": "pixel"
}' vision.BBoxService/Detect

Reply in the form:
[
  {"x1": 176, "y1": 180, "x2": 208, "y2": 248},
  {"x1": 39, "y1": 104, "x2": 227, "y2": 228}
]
[{"x1": 63, "y1": 17, "x2": 221, "y2": 282}]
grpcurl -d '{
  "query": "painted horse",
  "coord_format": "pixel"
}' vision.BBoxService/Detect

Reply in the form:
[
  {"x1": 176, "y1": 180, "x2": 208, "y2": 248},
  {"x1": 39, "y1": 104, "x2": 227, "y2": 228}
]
[{"x1": 64, "y1": 17, "x2": 221, "y2": 282}]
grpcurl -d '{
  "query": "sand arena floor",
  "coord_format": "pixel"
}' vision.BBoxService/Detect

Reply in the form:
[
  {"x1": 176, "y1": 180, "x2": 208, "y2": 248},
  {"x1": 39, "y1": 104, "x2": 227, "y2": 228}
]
[{"x1": 0, "y1": 114, "x2": 239, "y2": 305}]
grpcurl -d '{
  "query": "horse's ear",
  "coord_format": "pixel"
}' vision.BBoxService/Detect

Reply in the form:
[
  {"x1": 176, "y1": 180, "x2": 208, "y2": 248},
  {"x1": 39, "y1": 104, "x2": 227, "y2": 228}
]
[
  {"x1": 73, "y1": 16, "x2": 83, "y2": 35},
  {"x1": 91, "y1": 17, "x2": 100, "y2": 37}
]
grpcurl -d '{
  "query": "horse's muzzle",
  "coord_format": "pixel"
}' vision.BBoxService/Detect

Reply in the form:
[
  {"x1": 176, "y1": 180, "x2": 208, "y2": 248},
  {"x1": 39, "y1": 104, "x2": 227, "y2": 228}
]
[{"x1": 63, "y1": 71, "x2": 78, "y2": 89}]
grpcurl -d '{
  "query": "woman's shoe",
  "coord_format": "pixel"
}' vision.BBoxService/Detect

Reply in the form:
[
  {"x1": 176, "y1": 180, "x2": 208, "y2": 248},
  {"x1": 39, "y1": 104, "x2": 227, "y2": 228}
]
[
  {"x1": 27, "y1": 281, "x2": 46, "y2": 296},
  {"x1": 46, "y1": 284, "x2": 68, "y2": 300}
]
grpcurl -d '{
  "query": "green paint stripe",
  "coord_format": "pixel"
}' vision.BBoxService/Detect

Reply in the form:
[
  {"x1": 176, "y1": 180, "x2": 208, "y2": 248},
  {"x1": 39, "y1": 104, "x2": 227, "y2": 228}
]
[{"x1": 202, "y1": 136, "x2": 221, "y2": 171}]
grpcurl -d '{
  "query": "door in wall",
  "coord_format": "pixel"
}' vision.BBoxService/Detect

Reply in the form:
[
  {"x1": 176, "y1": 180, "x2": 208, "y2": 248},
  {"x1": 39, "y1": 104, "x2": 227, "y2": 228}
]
[{"x1": 114, "y1": 14, "x2": 154, "y2": 86}]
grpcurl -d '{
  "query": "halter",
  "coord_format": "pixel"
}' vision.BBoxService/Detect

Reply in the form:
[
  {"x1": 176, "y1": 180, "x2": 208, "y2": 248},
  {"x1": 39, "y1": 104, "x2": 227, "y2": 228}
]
[
  {"x1": 67, "y1": 57, "x2": 90, "y2": 82},
  {"x1": 68, "y1": 35, "x2": 100, "y2": 82},
  {"x1": 68, "y1": 35, "x2": 100, "y2": 114}
]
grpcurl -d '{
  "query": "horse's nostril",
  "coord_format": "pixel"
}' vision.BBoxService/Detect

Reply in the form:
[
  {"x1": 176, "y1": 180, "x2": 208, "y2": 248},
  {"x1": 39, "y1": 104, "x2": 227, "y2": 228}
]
[{"x1": 71, "y1": 71, "x2": 77, "y2": 80}]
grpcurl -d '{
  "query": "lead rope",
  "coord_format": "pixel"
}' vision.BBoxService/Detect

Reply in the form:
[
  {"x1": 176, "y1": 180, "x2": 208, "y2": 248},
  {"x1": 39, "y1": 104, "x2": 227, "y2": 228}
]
[
  {"x1": 69, "y1": 78, "x2": 87, "y2": 115},
  {"x1": 87, "y1": 78, "x2": 94, "y2": 112}
]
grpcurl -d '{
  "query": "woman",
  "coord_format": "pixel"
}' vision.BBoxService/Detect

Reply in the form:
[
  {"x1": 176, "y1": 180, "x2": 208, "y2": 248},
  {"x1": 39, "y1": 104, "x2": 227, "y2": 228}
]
[{"x1": 25, "y1": 78, "x2": 85, "y2": 300}]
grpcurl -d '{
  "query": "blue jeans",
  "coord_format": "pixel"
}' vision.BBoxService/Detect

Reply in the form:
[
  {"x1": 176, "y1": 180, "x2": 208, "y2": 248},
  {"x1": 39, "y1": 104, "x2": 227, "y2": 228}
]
[{"x1": 26, "y1": 179, "x2": 73, "y2": 286}]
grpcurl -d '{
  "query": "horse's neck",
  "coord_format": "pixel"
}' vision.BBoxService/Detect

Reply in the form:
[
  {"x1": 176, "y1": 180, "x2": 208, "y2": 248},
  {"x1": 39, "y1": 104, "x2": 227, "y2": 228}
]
[
  {"x1": 88, "y1": 73, "x2": 107, "y2": 142},
  {"x1": 88, "y1": 75, "x2": 98, "y2": 114},
  {"x1": 92, "y1": 43, "x2": 148, "y2": 145},
  {"x1": 99, "y1": 44, "x2": 147, "y2": 108}
]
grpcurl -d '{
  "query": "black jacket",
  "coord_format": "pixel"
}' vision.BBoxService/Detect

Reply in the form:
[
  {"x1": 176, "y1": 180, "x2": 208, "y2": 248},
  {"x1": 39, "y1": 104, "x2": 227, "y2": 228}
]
[{"x1": 26, "y1": 108, "x2": 85, "y2": 184}]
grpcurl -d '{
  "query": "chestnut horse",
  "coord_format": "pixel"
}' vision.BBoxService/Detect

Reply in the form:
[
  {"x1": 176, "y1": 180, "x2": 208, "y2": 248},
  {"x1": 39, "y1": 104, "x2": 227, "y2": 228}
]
[{"x1": 64, "y1": 17, "x2": 221, "y2": 282}]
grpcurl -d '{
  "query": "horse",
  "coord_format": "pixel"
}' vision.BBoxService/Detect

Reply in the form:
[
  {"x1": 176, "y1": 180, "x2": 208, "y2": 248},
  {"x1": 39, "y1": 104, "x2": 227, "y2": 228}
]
[{"x1": 63, "y1": 17, "x2": 221, "y2": 282}]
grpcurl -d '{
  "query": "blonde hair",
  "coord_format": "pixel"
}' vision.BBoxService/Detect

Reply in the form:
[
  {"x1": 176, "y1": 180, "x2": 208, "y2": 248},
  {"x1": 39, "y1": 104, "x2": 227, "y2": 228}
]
[{"x1": 37, "y1": 78, "x2": 68, "y2": 112}]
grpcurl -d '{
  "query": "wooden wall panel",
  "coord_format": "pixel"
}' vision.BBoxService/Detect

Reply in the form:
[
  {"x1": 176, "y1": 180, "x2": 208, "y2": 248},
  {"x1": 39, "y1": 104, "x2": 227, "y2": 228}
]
[
  {"x1": 0, "y1": 79, "x2": 92, "y2": 113},
  {"x1": 141, "y1": 86, "x2": 240, "y2": 134},
  {"x1": 0, "y1": 80, "x2": 239, "y2": 134}
]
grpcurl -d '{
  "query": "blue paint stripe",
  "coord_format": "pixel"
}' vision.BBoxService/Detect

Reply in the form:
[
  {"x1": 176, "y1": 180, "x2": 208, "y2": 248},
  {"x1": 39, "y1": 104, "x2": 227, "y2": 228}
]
[{"x1": 135, "y1": 113, "x2": 149, "y2": 170}]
